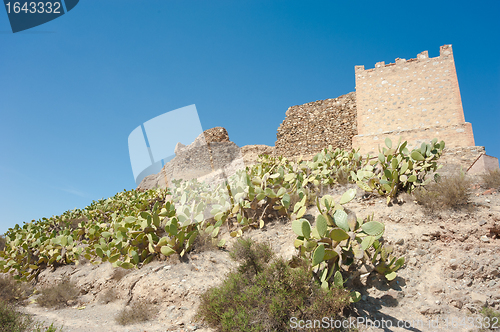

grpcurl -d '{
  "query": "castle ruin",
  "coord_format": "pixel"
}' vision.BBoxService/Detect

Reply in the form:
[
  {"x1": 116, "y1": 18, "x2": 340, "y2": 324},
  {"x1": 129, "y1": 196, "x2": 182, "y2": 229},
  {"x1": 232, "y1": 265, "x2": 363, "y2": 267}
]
[
  {"x1": 352, "y1": 45, "x2": 475, "y2": 154},
  {"x1": 276, "y1": 45, "x2": 477, "y2": 157}
]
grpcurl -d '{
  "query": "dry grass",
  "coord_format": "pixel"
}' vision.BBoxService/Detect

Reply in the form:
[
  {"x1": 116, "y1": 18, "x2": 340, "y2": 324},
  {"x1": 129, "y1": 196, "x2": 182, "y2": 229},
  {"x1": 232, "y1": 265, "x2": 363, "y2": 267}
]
[
  {"x1": 481, "y1": 169, "x2": 500, "y2": 190},
  {"x1": 111, "y1": 267, "x2": 131, "y2": 282},
  {"x1": 98, "y1": 288, "x2": 118, "y2": 304},
  {"x1": 0, "y1": 299, "x2": 62, "y2": 332},
  {"x1": 36, "y1": 277, "x2": 79, "y2": 309},
  {"x1": 0, "y1": 275, "x2": 32, "y2": 304},
  {"x1": 192, "y1": 230, "x2": 218, "y2": 253},
  {"x1": 115, "y1": 299, "x2": 158, "y2": 326},
  {"x1": 413, "y1": 171, "x2": 472, "y2": 211}
]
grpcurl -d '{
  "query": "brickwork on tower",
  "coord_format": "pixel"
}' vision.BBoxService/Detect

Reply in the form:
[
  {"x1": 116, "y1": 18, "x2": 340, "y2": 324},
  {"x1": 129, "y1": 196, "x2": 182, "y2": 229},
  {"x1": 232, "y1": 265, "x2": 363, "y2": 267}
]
[{"x1": 352, "y1": 45, "x2": 475, "y2": 155}]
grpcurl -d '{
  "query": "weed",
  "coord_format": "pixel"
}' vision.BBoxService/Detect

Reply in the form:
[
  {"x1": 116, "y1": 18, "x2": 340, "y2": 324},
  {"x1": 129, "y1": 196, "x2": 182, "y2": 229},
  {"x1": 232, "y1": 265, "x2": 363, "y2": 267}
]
[
  {"x1": 36, "y1": 278, "x2": 79, "y2": 309},
  {"x1": 98, "y1": 288, "x2": 118, "y2": 304},
  {"x1": 413, "y1": 171, "x2": 472, "y2": 211},
  {"x1": 196, "y1": 239, "x2": 350, "y2": 332},
  {"x1": 0, "y1": 300, "x2": 63, "y2": 332},
  {"x1": 110, "y1": 267, "x2": 131, "y2": 282},
  {"x1": 479, "y1": 307, "x2": 500, "y2": 331},
  {"x1": 192, "y1": 230, "x2": 218, "y2": 253},
  {"x1": 229, "y1": 237, "x2": 274, "y2": 276},
  {"x1": 0, "y1": 275, "x2": 32, "y2": 304},
  {"x1": 115, "y1": 299, "x2": 158, "y2": 326},
  {"x1": 481, "y1": 169, "x2": 500, "y2": 190},
  {"x1": 336, "y1": 168, "x2": 350, "y2": 186}
]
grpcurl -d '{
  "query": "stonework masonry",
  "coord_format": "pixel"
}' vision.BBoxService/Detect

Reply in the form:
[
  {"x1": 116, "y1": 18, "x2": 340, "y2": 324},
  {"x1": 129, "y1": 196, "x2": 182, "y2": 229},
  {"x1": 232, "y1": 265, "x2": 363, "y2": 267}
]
[
  {"x1": 138, "y1": 127, "x2": 242, "y2": 190},
  {"x1": 139, "y1": 45, "x2": 496, "y2": 190},
  {"x1": 352, "y1": 45, "x2": 475, "y2": 155},
  {"x1": 275, "y1": 92, "x2": 357, "y2": 158}
]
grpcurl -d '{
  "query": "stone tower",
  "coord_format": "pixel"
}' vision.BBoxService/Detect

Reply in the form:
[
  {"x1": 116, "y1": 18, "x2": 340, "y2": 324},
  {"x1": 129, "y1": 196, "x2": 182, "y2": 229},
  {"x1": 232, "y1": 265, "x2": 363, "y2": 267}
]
[{"x1": 352, "y1": 45, "x2": 475, "y2": 154}]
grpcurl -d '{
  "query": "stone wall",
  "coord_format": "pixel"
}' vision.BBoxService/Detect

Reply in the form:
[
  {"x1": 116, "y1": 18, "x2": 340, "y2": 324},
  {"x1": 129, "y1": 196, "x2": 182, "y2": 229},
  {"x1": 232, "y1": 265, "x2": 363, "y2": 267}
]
[
  {"x1": 436, "y1": 146, "x2": 486, "y2": 176},
  {"x1": 352, "y1": 45, "x2": 475, "y2": 155},
  {"x1": 241, "y1": 145, "x2": 275, "y2": 165},
  {"x1": 137, "y1": 127, "x2": 243, "y2": 190},
  {"x1": 468, "y1": 154, "x2": 500, "y2": 175},
  {"x1": 275, "y1": 92, "x2": 357, "y2": 158}
]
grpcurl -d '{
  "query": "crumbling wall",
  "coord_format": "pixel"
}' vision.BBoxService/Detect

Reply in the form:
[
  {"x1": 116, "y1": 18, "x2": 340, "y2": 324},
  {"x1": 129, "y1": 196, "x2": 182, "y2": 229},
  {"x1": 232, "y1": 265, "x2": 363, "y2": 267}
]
[
  {"x1": 275, "y1": 92, "x2": 357, "y2": 158},
  {"x1": 352, "y1": 45, "x2": 475, "y2": 155},
  {"x1": 137, "y1": 127, "x2": 243, "y2": 190}
]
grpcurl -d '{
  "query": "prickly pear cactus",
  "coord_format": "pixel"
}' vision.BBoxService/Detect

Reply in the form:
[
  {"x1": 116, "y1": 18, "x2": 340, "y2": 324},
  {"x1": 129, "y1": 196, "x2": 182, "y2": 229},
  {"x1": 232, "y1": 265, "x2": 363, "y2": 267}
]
[{"x1": 354, "y1": 137, "x2": 444, "y2": 204}]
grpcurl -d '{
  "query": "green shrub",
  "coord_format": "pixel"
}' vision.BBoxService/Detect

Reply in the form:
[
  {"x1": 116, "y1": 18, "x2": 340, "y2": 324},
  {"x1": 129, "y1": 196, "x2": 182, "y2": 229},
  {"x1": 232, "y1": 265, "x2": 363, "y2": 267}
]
[
  {"x1": 479, "y1": 307, "x2": 500, "y2": 331},
  {"x1": 0, "y1": 300, "x2": 62, "y2": 332},
  {"x1": 0, "y1": 235, "x2": 5, "y2": 252},
  {"x1": 229, "y1": 238, "x2": 274, "y2": 276},
  {"x1": 196, "y1": 239, "x2": 350, "y2": 332},
  {"x1": 413, "y1": 171, "x2": 472, "y2": 210},
  {"x1": 115, "y1": 300, "x2": 158, "y2": 326},
  {"x1": 36, "y1": 278, "x2": 79, "y2": 309}
]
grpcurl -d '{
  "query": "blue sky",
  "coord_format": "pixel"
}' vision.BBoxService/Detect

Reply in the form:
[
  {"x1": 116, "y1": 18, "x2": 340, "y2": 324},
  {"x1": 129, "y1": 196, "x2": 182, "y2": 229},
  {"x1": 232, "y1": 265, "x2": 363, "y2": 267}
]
[{"x1": 1, "y1": 0, "x2": 499, "y2": 234}]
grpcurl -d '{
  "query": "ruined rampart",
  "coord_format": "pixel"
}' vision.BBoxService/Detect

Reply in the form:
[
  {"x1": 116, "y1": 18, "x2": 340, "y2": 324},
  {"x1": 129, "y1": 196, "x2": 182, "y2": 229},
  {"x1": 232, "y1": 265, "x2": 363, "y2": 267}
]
[
  {"x1": 138, "y1": 127, "x2": 243, "y2": 190},
  {"x1": 275, "y1": 92, "x2": 357, "y2": 158}
]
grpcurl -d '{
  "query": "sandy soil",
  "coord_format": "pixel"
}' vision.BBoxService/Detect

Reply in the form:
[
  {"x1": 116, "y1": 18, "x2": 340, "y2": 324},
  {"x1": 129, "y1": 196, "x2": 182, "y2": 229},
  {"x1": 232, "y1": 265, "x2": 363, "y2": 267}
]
[{"x1": 15, "y1": 182, "x2": 500, "y2": 332}]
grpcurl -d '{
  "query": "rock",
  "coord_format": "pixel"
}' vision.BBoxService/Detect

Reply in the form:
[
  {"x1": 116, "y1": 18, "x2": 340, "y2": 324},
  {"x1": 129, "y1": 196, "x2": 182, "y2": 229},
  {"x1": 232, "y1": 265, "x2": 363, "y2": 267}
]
[
  {"x1": 481, "y1": 235, "x2": 490, "y2": 243},
  {"x1": 482, "y1": 189, "x2": 496, "y2": 195},
  {"x1": 479, "y1": 220, "x2": 487, "y2": 226},
  {"x1": 470, "y1": 292, "x2": 489, "y2": 306},
  {"x1": 395, "y1": 238, "x2": 404, "y2": 245},
  {"x1": 416, "y1": 249, "x2": 427, "y2": 256},
  {"x1": 451, "y1": 271, "x2": 464, "y2": 279},
  {"x1": 451, "y1": 299, "x2": 463, "y2": 309},
  {"x1": 174, "y1": 142, "x2": 186, "y2": 154},
  {"x1": 419, "y1": 305, "x2": 441, "y2": 314}
]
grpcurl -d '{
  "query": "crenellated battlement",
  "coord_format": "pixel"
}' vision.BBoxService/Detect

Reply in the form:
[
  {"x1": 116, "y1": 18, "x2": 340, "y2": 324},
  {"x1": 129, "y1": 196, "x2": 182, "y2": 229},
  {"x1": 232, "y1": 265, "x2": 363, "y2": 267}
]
[
  {"x1": 355, "y1": 45, "x2": 454, "y2": 74},
  {"x1": 352, "y1": 44, "x2": 474, "y2": 154},
  {"x1": 275, "y1": 45, "x2": 476, "y2": 158}
]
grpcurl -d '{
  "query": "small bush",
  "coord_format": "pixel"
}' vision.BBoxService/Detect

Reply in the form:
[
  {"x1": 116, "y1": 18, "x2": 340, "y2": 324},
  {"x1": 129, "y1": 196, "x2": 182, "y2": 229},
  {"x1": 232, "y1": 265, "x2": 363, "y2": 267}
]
[
  {"x1": 414, "y1": 171, "x2": 472, "y2": 210},
  {"x1": 479, "y1": 307, "x2": 500, "y2": 331},
  {"x1": 0, "y1": 300, "x2": 32, "y2": 332},
  {"x1": 111, "y1": 267, "x2": 131, "y2": 282},
  {"x1": 196, "y1": 239, "x2": 350, "y2": 332},
  {"x1": 36, "y1": 278, "x2": 79, "y2": 309},
  {"x1": 0, "y1": 300, "x2": 62, "y2": 332},
  {"x1": 115, "y1": 300, "x2": 158, "y2": 326},
  {"x1": 481, "y1": 169, "x2": 500, "y2": 190},
  {"x1": 98, "y1": 288, "x2": 118, "y2": 304},
  {"x1": 336, "y1": 168, "x2": 350, "y2": 186},
  {"x1": 192, "y1": 230, "x2": 218, "y2": 253},
  {"x1": 0, "y1": 235, "x2": 5, "y2": 251},
  {"x1": 0, "y1": 275, "x2": 32, "y2": 304},
  {"x1": 229, "y1": 238, "x2": 274, "y2": 276}
]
